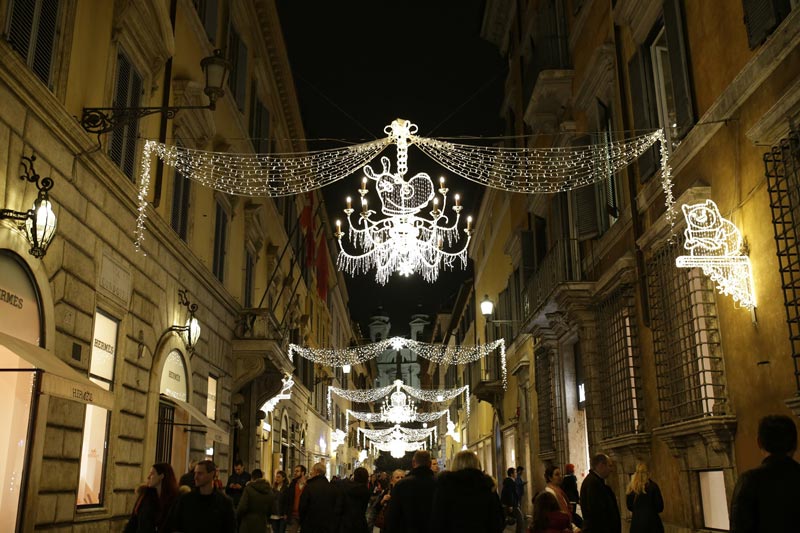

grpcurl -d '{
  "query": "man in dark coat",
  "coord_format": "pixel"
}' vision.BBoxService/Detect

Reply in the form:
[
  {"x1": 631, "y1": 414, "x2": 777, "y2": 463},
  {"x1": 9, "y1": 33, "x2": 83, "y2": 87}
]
[
  {"x1": 237, "y1": 468, "x2": 274, "y2": 533},
  {"x1": 298, "y1": 462, "x2": 341, "y2": 533},
  {"x1": 731, "y1": 414, "x2": 800, "y2": 532},
  {"x1": 283, "y1": 464, "x2": 307, "y2": 533},
  {"x1": 164, "y1": 460, "x2": 236, "y2": 533},
  {"x1": 225, "y1": 459, "x2": 251, "y2": 508},
  {"x1": 579, "y1": 453, "x2": 621, "y2": 533},
  {"x1": 501, "y1": 467, "x2": 525, "y2": 533},
  {"x1": 385, "y1": 450, "x2": 436, "y2": 532}
]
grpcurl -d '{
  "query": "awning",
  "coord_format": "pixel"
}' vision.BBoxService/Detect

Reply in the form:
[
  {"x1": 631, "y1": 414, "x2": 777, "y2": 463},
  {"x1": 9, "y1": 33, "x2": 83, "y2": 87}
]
[
  {"x1": 164, "y1": 395, "x2": 230, "y2": 445},
  {"x1": 0, "y1": 330, "x2": 115, "y2": 410}
]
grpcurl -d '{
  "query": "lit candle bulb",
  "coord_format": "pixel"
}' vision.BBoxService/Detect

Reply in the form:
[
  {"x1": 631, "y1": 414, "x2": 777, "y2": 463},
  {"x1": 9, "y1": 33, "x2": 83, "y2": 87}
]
[
  {"x1": 346, "y1": 196, "x2": 352, "y2": 209},
  {"x1": 361, "y1": 197, "x2": 368, "y2": 213},
  {"x1": 439, "y1": 176, "x2": 445, "y2": 187},
  {"x1": 336, "y1": 219, "x2": 341, "y2": 232},
  {"x1": 433, "y1": 197, "x2": 439, "y2": 208},
  {"x1": 455, "y1": 194, "x2": 460, "y2": 206},
  {"x1": 361, "y1": 177, "x2": 368, "y2": 189},
  {"x1": 467, "y1": 215, "x2": 472, "y2": 231}
]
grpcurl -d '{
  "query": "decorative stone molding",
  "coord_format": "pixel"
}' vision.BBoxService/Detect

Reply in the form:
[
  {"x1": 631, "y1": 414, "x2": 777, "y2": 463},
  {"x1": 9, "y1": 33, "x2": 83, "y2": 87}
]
[
  {"x1": 172, "y1": 79, "x2": 216, "y2": 148},
  {"x1": 244, "y1": 202, "x2": 267, "y2": 255},
  {"x1": 592, "y1": 254, "x2": 636, "y2": 302},
  {"x1": 480, "y1": 0, "x2": 515, "y2": 52},
  {"x1": 613, "y1": 0, "x2": 662, "y2": 46},
  {"x1": 113, "y1": 0, "x2": 175, "y2": 79},
  {"x1": 568, "y1": 0, "x2": 595, "y2": 52},
  {"x1": 573, "y1": 44, "x2": 616, "y2": 117},
  {"x1": 786, "y1": 395, "x2": 800, "y2": 419},
  {"x1": 602, "y1": 432, "x2": 652, "y2": 474},
  {"x1": 653, "y1": 415, "x2": 737, "y2": 468},
  {"x1": 523, "y1": 70, "x2": 575, "y2": 133},
  {"x1": 746, "y1": 76, "x2": 800, "y2": 145}
]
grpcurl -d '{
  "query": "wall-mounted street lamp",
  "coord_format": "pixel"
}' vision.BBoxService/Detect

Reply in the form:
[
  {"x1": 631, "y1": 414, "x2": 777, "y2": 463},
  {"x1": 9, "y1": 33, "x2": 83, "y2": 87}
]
[
  {"x1": 480, "y1": 294, "x2": 520, "y2": 325},
  {"x1": 80, "y1": 50, "x2": 231, "y2": 135},
  {"x1": 0, "y1": 155, "x2": 57, "y2": 258},
  {"x1": 151, "y1": 289, "x2": 201, "y2": 355}
]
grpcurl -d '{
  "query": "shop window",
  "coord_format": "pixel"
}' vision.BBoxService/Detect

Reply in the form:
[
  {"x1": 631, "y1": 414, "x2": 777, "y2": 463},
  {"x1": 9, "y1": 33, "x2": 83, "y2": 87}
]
[
  {"x1": 212, "y1": 198, "x2": 229, "y2": 281},
  {"x1": 5, "y1": 0, "x2": 61, "y2": 87},
  {"x1": 699, "y1": 470, "x2": 730, "y2": 530},
  {"x1": 109, "y1": 49, "x2": 143, "y2": 181},
  {"x1": 77, "y1": 311, "x2": 118, "y2": 507},
  {"x1": 207, "y1": 375, "x2": 218, "y2": 421}
]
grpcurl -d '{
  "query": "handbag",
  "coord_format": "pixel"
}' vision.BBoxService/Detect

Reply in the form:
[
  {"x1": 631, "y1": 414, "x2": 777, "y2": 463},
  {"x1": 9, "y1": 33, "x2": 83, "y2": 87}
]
[{"x1": 374, "y1": 503, "x2": 388, "y2": 529}]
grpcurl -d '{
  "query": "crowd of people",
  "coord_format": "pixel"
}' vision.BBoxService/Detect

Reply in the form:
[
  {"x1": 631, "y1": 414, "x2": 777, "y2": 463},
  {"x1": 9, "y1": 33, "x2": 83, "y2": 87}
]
[{"x1": 121, "y1": 414, "x2": 799, "y2": 532}]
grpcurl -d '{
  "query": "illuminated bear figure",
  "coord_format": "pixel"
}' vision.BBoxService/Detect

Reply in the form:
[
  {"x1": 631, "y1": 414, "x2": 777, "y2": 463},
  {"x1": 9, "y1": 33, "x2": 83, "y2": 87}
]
[
  {"x1": 364, "y1": 156, "x2": 434, "y2": 216},
  {"x1": 682, "y1": 200, "x2": 742, "y2": 257}
]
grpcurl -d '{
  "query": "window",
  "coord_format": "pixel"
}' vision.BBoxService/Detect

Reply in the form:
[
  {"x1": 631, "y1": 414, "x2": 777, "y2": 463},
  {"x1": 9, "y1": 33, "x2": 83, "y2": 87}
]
[
  {"x1": 207, "y1": 375, "x2": 218, "y2": 421},
  {"x1": 647, "y1": 237, "x2": 727, "y2": 424},
  {"x1": 171, "y1": 161, "x2": 191, "y2": 240},
  {"x1": 597, "y1": 101, "x2": 620, "y2": 228},
  {"x1": 249, "y1": 85, "x2": 271, "y2": 153},
  {"x1": 212, "y1": 199, "x2": 228, "y2": 281},
  {"x1": 227, "y1": 23, "x2": 248, "y2": 111},
  {"x1": 192, "y1": 0, "x2": 218, "y2": 43},
  {"x1": 6, "y1": 0, "x2": 61, "y2": 87},
  {"x1": 109, "y1": 49, "x2": 143, "y2": 181},
  {"x1": 77, "y1": 311, "x2": 118, "y2": 507},
  {"x1": 699, "y1": 470, "x2": 730, "y2": 529},
  {"x1": 597, "y1": 285, "x2": 643, "y2": 438},
  {"x1": 534, "y1": 346, "x2": 556, "y2": 458},
  {"x1": 742, "y1": 0, "x2": 792, "y2": 49},
  {"x1": 244, "y1": 249, "x2": 255, "y2": 308}
]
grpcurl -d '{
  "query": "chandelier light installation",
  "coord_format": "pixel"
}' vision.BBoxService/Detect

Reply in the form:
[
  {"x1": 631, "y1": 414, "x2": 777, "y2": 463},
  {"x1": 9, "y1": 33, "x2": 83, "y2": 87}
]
[
  {"x1": 380, "y1": 383, "x2": 416, "y2": 424},
  {"x1": 136, "y1": 120, "x2": 672, "y2": 254},
  {"x1": 328, "y1": 379, "x2": 471, "y2": 420},
  {"x1": 335, "y1": 120, "x2": 472, "y2": 284},
  {"x1": 675, "y1": 199, "x2": 755, "y2": 309}
]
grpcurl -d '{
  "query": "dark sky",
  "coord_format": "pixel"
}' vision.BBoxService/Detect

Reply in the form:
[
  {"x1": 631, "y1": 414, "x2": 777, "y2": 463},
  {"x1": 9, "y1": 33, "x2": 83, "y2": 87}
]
[{"x1": 277, "y1": 1, "x2": 506, "y2": 336}]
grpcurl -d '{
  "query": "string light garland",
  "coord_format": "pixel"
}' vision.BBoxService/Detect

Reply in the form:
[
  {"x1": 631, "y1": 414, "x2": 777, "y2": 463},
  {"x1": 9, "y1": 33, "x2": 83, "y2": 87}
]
[
  {"x1": 675, "y1": 199, "x2": 755, "y2": 309},
  {"x1": 328, "y1": 379, "x2": 472, "y2": 419},
  {"x1": 335, "y1": 119, "x2": 471, "y2": 284},
  {"x1": 259, "y1": 374, "x2": 294, "y2": 415},
  {"x1": 359, "y1": 424, "x2": 438, "y2": 451},
  {"x1": 330, "y1": 428, "x2": 347, "y2": 451},
  {"x1": 294, "y1": 337, "x2": 506, "y2": 388},
  {"x1": 134, "y1": 121, "x2": 672, "y2": 254},
  {"x1": 346, "y1": 408, "x2": 448, "y2": 427}
]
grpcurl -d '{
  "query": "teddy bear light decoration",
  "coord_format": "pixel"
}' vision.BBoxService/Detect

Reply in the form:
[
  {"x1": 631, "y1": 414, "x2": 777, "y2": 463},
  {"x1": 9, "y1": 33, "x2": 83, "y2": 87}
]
[
  {"x1": 334, "y1": 119, "x2": 472, "y2": 285},
  {"x1": 675, "y1": 199, "x2": 755, "y2": 309}
]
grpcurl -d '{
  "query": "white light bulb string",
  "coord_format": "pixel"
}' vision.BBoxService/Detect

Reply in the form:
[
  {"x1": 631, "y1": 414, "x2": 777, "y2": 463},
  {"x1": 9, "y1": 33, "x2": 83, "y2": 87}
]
[{"x1": 328, "y1": 379, "x2": 472, "y2": 419}]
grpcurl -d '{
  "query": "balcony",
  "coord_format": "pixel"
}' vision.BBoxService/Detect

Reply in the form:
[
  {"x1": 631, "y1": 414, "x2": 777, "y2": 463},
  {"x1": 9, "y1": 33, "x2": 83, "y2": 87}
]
[
  {"x1": 523, "y1": 240, "x2": 581, "y2": 323},
  {"x1": 232, "y1": 308, "x2": 293, "y2": 390},
  {"x1": 471, "y1": 352, "x2": 504, "y2": 404}
]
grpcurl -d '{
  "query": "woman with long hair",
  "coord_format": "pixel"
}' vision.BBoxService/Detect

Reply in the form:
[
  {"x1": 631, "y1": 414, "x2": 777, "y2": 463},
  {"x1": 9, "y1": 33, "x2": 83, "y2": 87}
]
[
  {"x1": 543, "y1": 465, "x2": 579, "y2": 531},
  {"x1": 430, "y1": 450, "x2": 505, "y2": 533},
  {"x1": 124, "y1": 462, "x2": 179, "y2": 532},
  {"x1": 625, "y1": 463, "x2": 664, "y2": 533},
  {"x1": 530, "y1": 491, "x2": 571, "y2": 533},
  {"x1": 270, "y1": 470, "x2": 289, "y2": 533}
]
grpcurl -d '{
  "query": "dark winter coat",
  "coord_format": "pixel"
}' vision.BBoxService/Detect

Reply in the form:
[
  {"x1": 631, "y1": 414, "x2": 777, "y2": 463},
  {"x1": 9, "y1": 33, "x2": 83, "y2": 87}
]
[
  {"x1": 236, "y1": 478, "x2": 275, "y2": 533},
  {"x1": 385, "y1": 466, "x2": 436, "y2": 533},
  {"x1": 178, "y1": 471, "x2": 195, "y2": 490},
  {"x1": 272, "y1": 482, "x2": 289, "y2": 516},
  {"x1": 501, "y1": 476, "x2": 519, "y2": 507},
  {"x1": 163, "y1": 489, "x2": 236, "y2": 533},
  {"x1": 225, "y1": 470, "x2": 251, "y2": 507},
  {"x1": 562, "y1": 474, "x2": 579, "y2": 504},
  {"x1": 298, "y1": 474, "x2": 342, "y2": 533},
  {"x1": 430, "y1": 468, "x2": 505, "y2": 533},
  {"x1": 124, "y1": 486, "x2": 159, "y2": 533},
  {"x1": 625, "y1": 480, "x2": 664, "y2": 533},
  {"x1": 338, "y1": 480, "x2": 371, "y2": 533},
  {"x1": 578, "y1": 470, "x2": 621, "y2": 533},
  {"x1": 730, "y1": 454, "x2": 800, "y2": 532}
]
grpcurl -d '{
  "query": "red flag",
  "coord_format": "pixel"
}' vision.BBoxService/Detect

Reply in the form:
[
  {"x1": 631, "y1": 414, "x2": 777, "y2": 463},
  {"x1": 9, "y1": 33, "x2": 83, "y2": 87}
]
[
  {"x1": 300, "y1": 193, "x2": 315, "y2": 267},
  {"x1": 316, "y1": 236, "x2": 329, "y2": 302}
]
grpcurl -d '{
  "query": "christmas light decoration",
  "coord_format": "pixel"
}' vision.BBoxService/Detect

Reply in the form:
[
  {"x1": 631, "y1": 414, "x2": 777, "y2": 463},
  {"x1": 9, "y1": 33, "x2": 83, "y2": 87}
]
[
  {"x1": 675, "y1": 199, "x2": 755, "y2": 309},
  {"x1": 346, "y1": 408, "x2": 448, "y2": 427},
  {"x1": 135, "y1": 121, "x2": 672, "y2": 253},
  {"x1": 329, "y1": 380, "x2": 472, "y2": 420},
  {"x1": 359, "y1": 424, "x2": 438, "y2": 451},
  {"x1": 293, "y1": 337, "x2": 506, "y2": 388},
  {"x1": 259, "y1": 374, "x2": 294, "y2": 415},
  {"x1": 335, "y1": 120, "x2": 471, "y2": 284},
  {"x1": 330, "y1": 428, "x2": 347, "y2": 451}
]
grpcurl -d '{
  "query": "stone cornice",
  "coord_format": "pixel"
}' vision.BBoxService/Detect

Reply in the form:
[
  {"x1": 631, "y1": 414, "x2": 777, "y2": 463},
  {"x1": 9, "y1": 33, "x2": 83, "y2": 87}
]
[
  {"x1": 573, "y1": 43, "x2": 615, "y2": 113},
  {"x1": 653, "y1": 415, "x2": 737, "y2": 458},
  {"x1": 592, "y1": 254, "x2": 636, "y2": 302}
]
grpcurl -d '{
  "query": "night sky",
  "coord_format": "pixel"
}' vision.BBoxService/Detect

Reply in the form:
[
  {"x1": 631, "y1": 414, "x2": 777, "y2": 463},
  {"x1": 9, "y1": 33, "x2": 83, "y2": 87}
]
[{"x1": 276, "y1": 1, "x2": 506, "y2": 336}]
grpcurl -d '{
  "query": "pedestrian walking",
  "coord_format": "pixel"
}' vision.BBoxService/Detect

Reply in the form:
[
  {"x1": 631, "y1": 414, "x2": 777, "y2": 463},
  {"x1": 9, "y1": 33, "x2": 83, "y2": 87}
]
[
  {"x1": 385, "y1": 450, "x2": 436, "y2": 532},
  {"x1": 578, "y1": 454, "x2": 620, "y2": 533},
  {"x1": 501, "y1": 467, "x2": 525, "y2": 533},
  {"x1": 530, "y1": 491, "x2": 572, "y2": 533},
  {"x1": 366, "y1": 475, "x2": 388, "y2": 530},
  {"x1": 430, "y1": 450, "x2": 504, "y2": 533},
  {"x1": 516, "y1": 466, "x2": 528, "y2": 513},
  {"x1": 163, "y1": 459, "x2": 236, "y2": 533},
  {"x1": 731, "y1": 414, "x2": 800, "y2": 532},
  {"x1": 298, "y1": 462, "x2": 342, "y2": 533},
  {"x1": 236, "y1": 468, "x2": 274, "y2": 533},
  {"x1": 283, "y1": 464, "x2": 307, "y2": 533},
  {"x1": 561, "y1": 464, "x2": 582, "y2": 528},
  {"x1": 372, "y1": 469, "x2": 404, "y2": 532},
  {"x1": 270, "y1": 470, "x2": 289, "y2": 533},
  {"x1": 339, "y1": 467, "x2": 371, "y2": 533},
  {"x1": 543, "y1": 465, "x2": 579, "y2": 531},
  {"x1": 178, "y1": 459, "x2": 198, "y2": 491},
  {"x1": 124, "y1": 462, "x2": 179, "y2": 533},
  {"x1": 625, "y1": 463, "x2": 663, "y2": 533},
  {"x1": 225, "y1": 459, "x2": 251, "y2": 507}
]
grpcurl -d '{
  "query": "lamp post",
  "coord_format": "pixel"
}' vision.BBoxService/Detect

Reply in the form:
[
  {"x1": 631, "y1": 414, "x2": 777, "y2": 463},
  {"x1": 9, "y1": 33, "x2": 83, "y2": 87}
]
[
  {"x1": 80, "y1": 50, "x2": 231, "y2": 135},
  {"x1": 177, "y1": 288, "x2": 201, "y2": 351},
  {"x1": 0, "y1": 155, "x2": 57, "y2": 258}
]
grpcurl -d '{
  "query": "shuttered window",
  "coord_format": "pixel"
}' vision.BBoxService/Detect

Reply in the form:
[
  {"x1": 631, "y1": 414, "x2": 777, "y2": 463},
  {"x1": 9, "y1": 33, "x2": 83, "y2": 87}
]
[
  {"x1": 212, "y1": 200, "x2": 228, "y2": 281},
  {"x1": 244, "y1": 249, "x2": 254, "y2": 308},
  {"x1": 109, "y1": 50, "x2": 143, "y2": 181},
  {"x1": 249, "y1": 84, "x2": 271, "y2": 153},
  {"x1": 170, "y1": 158, "x2": 191, "y2": 241},
  {"x1": 742, "y1": 0, "x2": 791, "y2": 49},
  {"x1": 628, "y1": 49, "x2": 659, "y2": 181},
  {"x1": 192, "y1": 0, "x2": 218, "y2": 43},
  {"x1": 227, "y1": 24, "x2": 248, "y2": 111},
  {"x1": 6, "y1": 0, "x2": 61, "y2": 87},
  {"x1": 572, "y1": 136, "x2": 601, "y2": 242}
]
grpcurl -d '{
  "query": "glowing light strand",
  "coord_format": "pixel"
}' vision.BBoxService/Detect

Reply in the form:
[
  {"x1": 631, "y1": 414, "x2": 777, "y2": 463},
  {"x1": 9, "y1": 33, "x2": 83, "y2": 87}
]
[
  {"x1": 329, "y1": 380, "x2": 472, "y2": 420},
  {"x1": 675, "y1": 199, "x2": 755, "y2": 308},
  {"x1": 346, "y1": 408, "x2": 448, "y2": 426}
]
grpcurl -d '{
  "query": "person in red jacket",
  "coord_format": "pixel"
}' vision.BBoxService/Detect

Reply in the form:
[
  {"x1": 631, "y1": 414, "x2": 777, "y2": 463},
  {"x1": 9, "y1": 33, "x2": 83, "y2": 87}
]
[{"x1": 530, "y1": 491, "x2": 572, "y2": 533}]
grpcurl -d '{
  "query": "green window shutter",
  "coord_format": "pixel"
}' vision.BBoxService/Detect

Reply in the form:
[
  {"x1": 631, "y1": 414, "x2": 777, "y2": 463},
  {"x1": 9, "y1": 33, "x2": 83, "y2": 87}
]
[
  {"x1": 742, "y1": 0, "x2": 791, "y2": 49},
  {"x1": 662, "y1": 0, "x2": 696, "y2": 140},
  {"x1": 627, "y1": 49, "x2": 659, "y2": 182}
]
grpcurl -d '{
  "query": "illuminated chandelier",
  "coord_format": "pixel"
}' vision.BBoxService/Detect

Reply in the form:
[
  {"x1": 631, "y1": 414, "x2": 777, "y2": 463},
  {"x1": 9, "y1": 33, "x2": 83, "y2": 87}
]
[
  {"x1": 380, "y1": 381, "x2": 417, "y2": 424},
  {"x1": 334, "y1": 119, "x2": 472, "y2": 284}
]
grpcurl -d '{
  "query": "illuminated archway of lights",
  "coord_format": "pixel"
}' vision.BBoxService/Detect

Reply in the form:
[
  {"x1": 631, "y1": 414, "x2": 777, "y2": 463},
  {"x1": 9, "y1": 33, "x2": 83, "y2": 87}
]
[
  {"x1": 135, "y1": 120, "x2": 672, "y2": 257},
  {"x1": 675, "y1": 199, "x2": 755, "y2": 309},
  {"x1": 291, "y1": 337, "x2": 506, "y2": 388},
  {"x1": 328, "y1": 379, "x2": 472, "y2": 419}
]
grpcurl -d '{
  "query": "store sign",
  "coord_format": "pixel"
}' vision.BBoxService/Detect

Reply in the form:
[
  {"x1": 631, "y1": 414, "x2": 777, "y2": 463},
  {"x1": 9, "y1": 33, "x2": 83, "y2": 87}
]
[
  {"x1": 0, "y1": 253, "x2": 40, "y2": 345},
  {"x1": 98, "y1": 253, "x2": 131, "y2": 307},
  {"x1": 160, "y1": 350, "x2": 187, "y2": 401}
]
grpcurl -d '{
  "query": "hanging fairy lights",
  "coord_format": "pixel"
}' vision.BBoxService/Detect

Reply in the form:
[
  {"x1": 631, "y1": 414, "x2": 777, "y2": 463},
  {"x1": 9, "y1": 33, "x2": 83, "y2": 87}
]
[
  {"x1": 135, "y1": 120, "x2": 672, "y2": 254},
  {"x1": 358, "y1": 424, "x2": 438, "y2": 451},
  {"x1": 330, "y1": 428, "x2": 347, "y2": 451},
  {"x1": 259, "y1": 374, "x2": 294, "y2": 415},
  {"x1": 675, "y1": 199, "x2": 755, "y2": 308},
  {"x1": 329, "y1": 379, "x2": 472, "y2": 419},
  {"x1": 294, "y1": 337, "x2": 506, "y2": 388},
  {"x1": 346, "y1": 408, "x2": 448, "y2": 427},
  {"x1": 335, "y1": 120, "x2": 471, "y2": 284}
]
